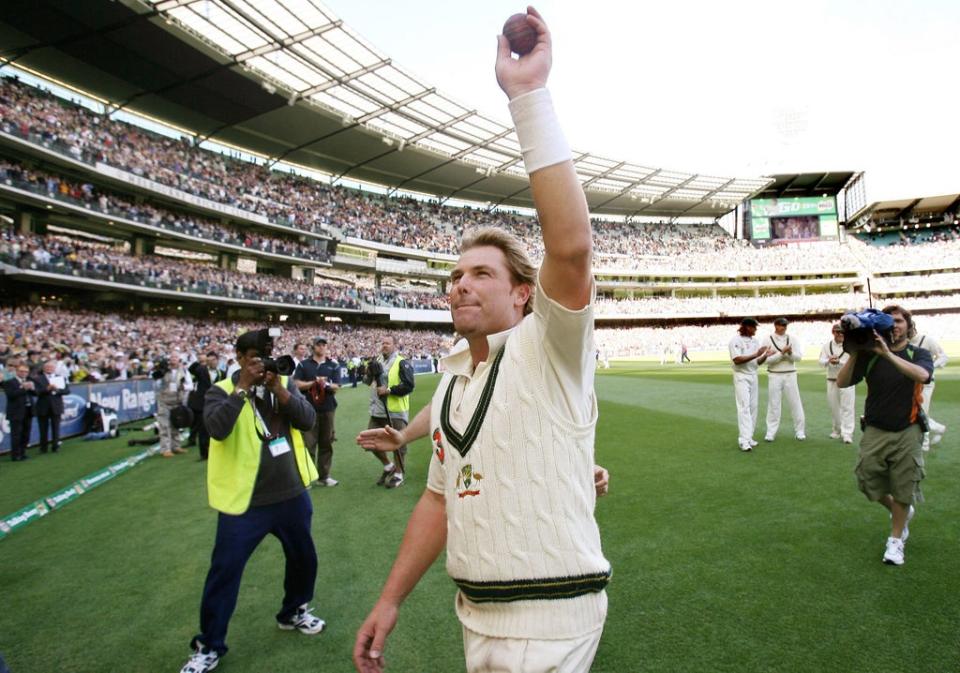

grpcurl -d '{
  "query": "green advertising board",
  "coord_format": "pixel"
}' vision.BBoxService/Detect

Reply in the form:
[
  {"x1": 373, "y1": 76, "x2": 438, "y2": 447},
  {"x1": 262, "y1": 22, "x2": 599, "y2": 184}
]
[{"x1": 750, "y1": 197, "x2": 836, "y2": 218}]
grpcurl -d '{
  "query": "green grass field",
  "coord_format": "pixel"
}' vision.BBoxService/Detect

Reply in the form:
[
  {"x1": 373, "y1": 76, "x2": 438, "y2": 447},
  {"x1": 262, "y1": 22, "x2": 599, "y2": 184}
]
[{"x1": 1, "y1": 362, "x2": 958, "y2": 673}]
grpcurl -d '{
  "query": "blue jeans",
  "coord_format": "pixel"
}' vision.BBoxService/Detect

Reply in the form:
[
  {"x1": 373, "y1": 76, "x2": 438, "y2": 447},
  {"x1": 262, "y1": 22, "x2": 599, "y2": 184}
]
[{"x1": 192, "y1": 491, "x2": 316, "y2": 655}]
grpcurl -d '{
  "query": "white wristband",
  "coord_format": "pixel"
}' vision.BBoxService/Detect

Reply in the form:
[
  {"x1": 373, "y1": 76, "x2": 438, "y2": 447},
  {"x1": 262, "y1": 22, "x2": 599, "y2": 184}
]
[{"x1": 508, "y1": 88, "x2": 572, "y2": 175}]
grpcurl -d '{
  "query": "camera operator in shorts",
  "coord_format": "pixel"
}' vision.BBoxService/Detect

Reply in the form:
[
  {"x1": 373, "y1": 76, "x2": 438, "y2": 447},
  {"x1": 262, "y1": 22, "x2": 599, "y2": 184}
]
[
  {"x1": 155, "y1": 352, "x2": 192, "y2": 458},
  {"x1": 837, "y1": 305, "x2": 933, "y2": 566},
  {"x1": 364, "y1": 335, "x2": 415, "y2": 489}
]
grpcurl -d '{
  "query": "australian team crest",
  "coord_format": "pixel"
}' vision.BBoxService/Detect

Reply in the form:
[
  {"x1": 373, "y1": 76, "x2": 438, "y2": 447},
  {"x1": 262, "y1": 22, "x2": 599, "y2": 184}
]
[
  {"x1": 456, "y1": 464, "x2": 483, "y2": 498},
  {"x1": 432, "y1": 428, "x2": 445, "y2": 464}
]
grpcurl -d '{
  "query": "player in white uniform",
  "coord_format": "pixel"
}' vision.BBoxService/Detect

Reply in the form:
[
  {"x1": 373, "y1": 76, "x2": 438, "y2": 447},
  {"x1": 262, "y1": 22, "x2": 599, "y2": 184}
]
[
  {"x1": 818, "y1": 323, "x2": 855, "y2": 443},
  {"x1": 909, "y1": 329, "x2": 948, "y2": 450},
  {"x1": 763, "y1": 317, "x2": 806, "y2": 442},
  {"x1": 729, "y1": 318, "x2": 771, "y2": 451}
]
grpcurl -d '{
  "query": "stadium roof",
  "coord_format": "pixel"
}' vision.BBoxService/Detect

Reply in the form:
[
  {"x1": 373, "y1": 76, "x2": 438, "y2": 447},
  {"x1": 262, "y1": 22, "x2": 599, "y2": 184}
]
[
  {"x1": 753, "y1": 172, "x2": 860, "y2": 199},
  {"x1": 0, "y1": 0, "x2": 772, "y2": 218},
  {"x1": 848, "y1": 192, "x2": 960, "y2": 230}
]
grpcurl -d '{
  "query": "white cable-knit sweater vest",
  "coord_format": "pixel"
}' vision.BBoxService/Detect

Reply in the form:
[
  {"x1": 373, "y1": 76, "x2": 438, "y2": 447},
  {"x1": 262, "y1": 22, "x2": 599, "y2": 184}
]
[{"x1": 428, "y1": 323, "x2": 610, "y2": 639}]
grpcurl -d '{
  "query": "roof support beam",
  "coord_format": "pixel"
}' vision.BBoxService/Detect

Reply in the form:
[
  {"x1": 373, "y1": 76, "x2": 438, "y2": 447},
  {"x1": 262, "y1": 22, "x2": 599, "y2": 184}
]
[
  {"x1": 264, "y1": 89, "x2": 436, "y2": 168},
  {"x1": 296, "y1": 58, "x2": 391, "y2": 98},
  {"x1": 677, "y1": 178, "x2": 737, "y2": 216},
  {"x1": 581, "y1": 161, "x2": 626, "y2": 189},
  {"x1": 385, "y1": 127, "x2": 513, "y2": 196},
  {"x1": 629, "y1": 175, "x2": 698, "y2": 217},
  {"x1": 590, "y1": 168, "x2": 662, "y2": 212}
]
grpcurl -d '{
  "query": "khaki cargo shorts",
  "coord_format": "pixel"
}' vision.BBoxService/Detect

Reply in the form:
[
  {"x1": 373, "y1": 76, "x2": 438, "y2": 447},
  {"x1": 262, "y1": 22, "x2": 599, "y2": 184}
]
[{"x1": 855, "y1": 424, "x2": 925, "y2": 504}]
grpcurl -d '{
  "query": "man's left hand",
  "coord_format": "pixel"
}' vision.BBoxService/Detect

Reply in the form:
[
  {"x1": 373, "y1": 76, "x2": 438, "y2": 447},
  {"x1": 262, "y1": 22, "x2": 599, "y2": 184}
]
[
  {"x1": 264, "y1": 371, "x2": 285, "y2": 394},
  {"x1": 495, "y1": 7, "x2": 551, "y2": 100},
  {"x1": 594, "y1": 464, "x2": 609, "y2": 497},
  {"x1": 376, "y1": 385, "x2": 389, "y2": 397}
]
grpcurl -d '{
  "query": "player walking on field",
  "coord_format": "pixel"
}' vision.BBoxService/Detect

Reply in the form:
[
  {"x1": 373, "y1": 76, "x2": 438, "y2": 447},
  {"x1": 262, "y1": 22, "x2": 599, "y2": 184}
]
[{"x1": 353, "y1": 8, "x2": 611, "y2": 672}]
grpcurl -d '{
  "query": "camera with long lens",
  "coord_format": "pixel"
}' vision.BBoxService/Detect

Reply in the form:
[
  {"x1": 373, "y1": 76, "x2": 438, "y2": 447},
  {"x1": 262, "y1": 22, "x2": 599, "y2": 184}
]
[{"x1": 254, "y1": 327, "x2": 296, "y2": 376}]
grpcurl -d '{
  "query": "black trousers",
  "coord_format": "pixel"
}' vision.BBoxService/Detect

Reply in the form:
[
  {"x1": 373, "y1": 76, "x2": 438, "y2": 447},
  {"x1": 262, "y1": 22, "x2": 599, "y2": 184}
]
[
  {"x1": 37, "y1": 414, "x2": 61, "y2": 453},
  {"x1": 9, "y1": 412, "x2": 32, "y2": 460},
  {"x1": 192, "y1": 491, "x2": 317, "y2": 656}
]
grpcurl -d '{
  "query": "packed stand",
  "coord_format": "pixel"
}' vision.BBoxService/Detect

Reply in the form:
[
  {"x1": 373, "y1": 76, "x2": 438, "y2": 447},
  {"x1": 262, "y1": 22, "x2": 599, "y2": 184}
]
[
  {"x1": 0, "y1": 227, "x2": 359, "y2": 309},
  {"x1": 0, "y1": 159, "x2": 330, "y2": 263},
  {"x1": 0, "y1": 304, "x2": 454, "y2": 382}
]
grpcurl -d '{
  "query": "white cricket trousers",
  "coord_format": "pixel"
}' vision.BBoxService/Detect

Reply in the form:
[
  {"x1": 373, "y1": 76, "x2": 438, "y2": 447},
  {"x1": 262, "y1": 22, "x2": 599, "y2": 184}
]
[
  {"x1": 733, "y1": 372, "x2": 759, "y2": 445},
  {"x1": 826, "y1": 380, "x2": 855, "y2": 438},
  {"x1": 462, "y1": 625, "x2": 602, "y2": 673},
  {"x1": 921, "y1": 382, "x2": 946, "y2": 434},
  {"x1": 766, "y1": 372, "x2": 805, "y2": 438}
]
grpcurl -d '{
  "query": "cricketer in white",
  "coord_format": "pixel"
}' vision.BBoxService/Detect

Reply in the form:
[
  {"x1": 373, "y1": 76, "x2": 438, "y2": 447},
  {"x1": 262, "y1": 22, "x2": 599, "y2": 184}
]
[{"x1": 352, "y1": 8, "x2": 610, "y2": 673}]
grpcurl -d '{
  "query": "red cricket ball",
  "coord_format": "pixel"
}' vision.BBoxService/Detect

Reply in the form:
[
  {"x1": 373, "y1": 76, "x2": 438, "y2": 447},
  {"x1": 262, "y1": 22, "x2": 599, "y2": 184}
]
[{"x1": 502, "y1": 13, "x2": 538, "y2": 56}]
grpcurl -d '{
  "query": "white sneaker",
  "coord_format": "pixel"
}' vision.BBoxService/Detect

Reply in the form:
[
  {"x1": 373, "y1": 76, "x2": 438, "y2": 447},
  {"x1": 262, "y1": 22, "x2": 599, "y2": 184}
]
[
  {"x1": 795, "y1": 434, "x2": 806, "y2": 441},
  {"x1": 278, "y1": 604, "x2": 326, "y2": 635},
  {"x1": 180, "y1": 646, "x2": 220, "y2": 673},
  {"x1": 829, "y1": 432, "x2": 841, "y2": 440},
  {"x1": 842, "y1": 436, "x2": 853, "y2": 444},
  {"x1": 764, "y1": 435, "x2": 774, "y2": 442},
  {"x1": 749, "y1": 439, "x2": 758, "y2": 447},
  {"x1": 739, "y1": 443, "x2": 752, "y2": 452},
  {"x1": 317, "y1": 477, "x2": 339, "y2": 487},
  {"x1": 385, "y1": 472, "x2": 405, "y2": 488},
  {"x1": 883, "y1": 536, "x2": 905, "y2": 566}
]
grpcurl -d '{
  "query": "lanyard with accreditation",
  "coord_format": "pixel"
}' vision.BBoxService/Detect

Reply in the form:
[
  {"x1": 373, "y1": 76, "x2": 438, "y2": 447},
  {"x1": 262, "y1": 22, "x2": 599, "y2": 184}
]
[{"x1": 248, "y1": 390, "x2": 292, "y2": 458}]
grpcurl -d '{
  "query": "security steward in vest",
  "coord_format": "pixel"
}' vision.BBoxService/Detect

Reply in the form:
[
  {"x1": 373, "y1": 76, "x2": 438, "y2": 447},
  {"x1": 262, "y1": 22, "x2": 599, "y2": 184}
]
[
  {"x1": 179, "y1": 329, "x2": 323, "y2": 673},
  {"x1": 364, "y1": 335, "x2": 415, "y2": 489}
]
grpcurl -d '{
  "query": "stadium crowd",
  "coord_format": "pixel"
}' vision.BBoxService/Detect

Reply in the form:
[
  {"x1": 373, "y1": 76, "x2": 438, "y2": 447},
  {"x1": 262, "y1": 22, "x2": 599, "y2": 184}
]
[
  {"x1": 6, "y1": 75, "x2": 960, "y2": 279},
  {"x1": 0, "y1": 159, "x2": 331, "y2": 263},
  {"x1": 0, "y1": 304, "x2": 453, "y2": 383},
  {"x1": 0, "y1": 227, "x2": 361, "y2": 309}
]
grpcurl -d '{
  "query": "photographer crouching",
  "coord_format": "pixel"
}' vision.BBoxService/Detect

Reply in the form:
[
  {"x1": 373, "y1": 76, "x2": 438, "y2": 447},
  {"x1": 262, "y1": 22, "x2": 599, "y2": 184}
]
[
  {"x1": 154, "y1": 353, "x2": 192, "y2": 458},
  {"x1": 178, "y1": 328, "x2": 323, "y2": 673}
]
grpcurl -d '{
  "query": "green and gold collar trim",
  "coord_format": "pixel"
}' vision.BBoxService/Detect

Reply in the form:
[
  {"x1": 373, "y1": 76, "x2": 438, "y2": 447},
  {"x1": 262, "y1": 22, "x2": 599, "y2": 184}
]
[{"x1": 440, "y1": 346, "x2": 506, "y2": 458}]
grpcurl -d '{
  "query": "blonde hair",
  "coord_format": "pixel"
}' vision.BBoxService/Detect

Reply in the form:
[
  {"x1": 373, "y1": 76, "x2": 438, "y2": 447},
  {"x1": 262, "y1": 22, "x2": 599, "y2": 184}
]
[{"x1": 460, "y1": 227, "x2": 537, "y2": 315}]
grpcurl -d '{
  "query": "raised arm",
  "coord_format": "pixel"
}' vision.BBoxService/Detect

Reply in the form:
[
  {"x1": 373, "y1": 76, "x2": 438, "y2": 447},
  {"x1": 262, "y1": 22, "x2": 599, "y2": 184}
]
[{"x1": 496, "y1": 7, "x2": 592, "y2": 310}]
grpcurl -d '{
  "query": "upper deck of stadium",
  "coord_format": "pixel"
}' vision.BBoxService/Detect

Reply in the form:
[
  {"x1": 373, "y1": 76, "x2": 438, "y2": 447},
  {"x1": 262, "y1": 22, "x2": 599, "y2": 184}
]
[{"x1": 0, "y1": 0, "x2": 772, "y2": 218}]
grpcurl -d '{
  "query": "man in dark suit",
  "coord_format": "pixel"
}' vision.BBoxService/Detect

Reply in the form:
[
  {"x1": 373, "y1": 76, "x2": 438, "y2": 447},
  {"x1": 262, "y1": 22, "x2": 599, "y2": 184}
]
[
  {"x1": 188, "y1": 352, "x2": 223, "y2": 461},
  {"x1": 32, "y1": 360, "x2": 69, "y2": 454},
  {"x1": 3, "y1": 363, "x2": 36, "y2": 461}
]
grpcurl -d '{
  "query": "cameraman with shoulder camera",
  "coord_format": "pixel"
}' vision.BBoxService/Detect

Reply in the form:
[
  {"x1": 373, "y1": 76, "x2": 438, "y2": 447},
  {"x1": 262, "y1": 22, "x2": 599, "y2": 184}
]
[
  {"x1": 155, "y1": 353, "x2": 192, "y2": 458},
  {"x1": 837, "y1": 305, "x2": 933, "y2": 567},
  {"x1": 178, "y1": 329, "x2": 322, "y2": 673},
  {"x1": 364, "y1": 335, "x2": 415, "y2": 489},
  {"x1": 293, "y1": 336, "x2": 341, "y2": 487}
]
